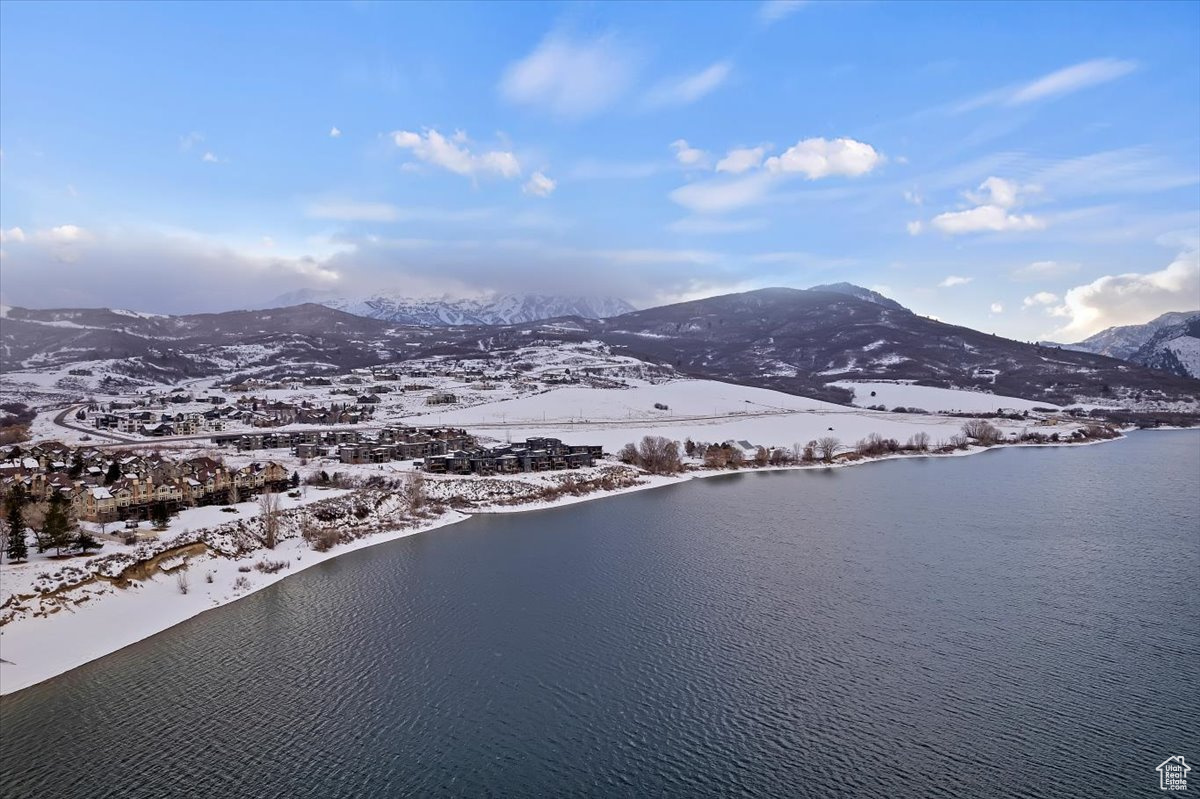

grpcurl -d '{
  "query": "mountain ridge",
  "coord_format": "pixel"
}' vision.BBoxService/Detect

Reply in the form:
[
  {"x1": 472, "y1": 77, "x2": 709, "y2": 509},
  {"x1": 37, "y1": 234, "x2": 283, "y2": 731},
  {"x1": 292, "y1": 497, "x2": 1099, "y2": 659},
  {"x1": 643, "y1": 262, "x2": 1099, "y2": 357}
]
[{"x1": 267, "y1": 290, "x2": 637, "y2": 326}]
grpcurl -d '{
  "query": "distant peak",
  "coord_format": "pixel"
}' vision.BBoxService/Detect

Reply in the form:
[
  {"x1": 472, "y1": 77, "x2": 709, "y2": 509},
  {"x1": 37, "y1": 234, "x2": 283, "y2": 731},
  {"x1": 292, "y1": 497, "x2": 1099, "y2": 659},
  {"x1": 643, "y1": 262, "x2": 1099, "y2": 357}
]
[{"x1": 807, "y1": 282, "x2": 907, "y2": 312}]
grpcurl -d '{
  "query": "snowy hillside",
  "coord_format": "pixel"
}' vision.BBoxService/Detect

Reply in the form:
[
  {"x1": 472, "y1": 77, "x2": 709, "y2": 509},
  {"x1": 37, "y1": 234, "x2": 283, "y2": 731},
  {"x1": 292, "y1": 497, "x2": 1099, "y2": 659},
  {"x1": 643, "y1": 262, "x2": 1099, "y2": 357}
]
[{"x1": 270, "y1": 291, "x2": 636, "y2": 326}]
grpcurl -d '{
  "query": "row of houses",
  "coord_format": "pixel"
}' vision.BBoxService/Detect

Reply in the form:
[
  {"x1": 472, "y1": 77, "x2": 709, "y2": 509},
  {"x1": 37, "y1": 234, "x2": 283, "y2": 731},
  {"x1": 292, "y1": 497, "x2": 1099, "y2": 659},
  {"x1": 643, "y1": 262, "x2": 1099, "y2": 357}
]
[
  {"x1": 420, "y1": 437, "x2": 604, "y2": 476},
  {"x1": 1, "y1": 443, "x2": 289, "y2": 522},
  {"x1": 211, "y1": 426, "x2": 475, "y2": 460}
]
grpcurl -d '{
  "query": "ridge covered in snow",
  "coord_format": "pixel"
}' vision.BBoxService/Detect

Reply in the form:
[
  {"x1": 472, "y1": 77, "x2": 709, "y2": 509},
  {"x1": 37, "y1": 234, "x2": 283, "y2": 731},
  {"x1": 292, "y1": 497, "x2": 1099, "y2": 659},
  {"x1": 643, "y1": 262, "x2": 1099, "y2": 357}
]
[{"x1": 270, "y1": 290, "x2": 637, "y2": 326}]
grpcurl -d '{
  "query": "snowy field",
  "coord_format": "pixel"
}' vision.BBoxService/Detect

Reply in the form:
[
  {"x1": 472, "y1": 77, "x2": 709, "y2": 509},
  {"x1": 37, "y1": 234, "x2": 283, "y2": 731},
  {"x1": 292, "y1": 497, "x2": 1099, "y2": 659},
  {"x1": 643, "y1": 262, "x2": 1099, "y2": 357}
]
[
  {"x1": 429, "y1": 378, "x2": 1070, "y2": 454},
  {"x1": 831, "y1": 380, "x2": 1063, "y2": 413}
]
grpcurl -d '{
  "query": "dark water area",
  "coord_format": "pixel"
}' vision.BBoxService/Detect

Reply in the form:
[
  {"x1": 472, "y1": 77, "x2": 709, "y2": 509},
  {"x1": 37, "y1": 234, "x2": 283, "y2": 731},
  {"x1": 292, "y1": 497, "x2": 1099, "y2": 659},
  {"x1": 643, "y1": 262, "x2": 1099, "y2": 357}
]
[{"x1": 2, "y1": 431, "x2": 1198, "y2": 798}]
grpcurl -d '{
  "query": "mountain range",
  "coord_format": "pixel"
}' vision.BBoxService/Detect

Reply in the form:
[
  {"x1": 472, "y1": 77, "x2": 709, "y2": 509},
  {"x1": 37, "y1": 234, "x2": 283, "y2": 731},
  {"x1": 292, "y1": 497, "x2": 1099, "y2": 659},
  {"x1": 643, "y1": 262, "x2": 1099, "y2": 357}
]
[
  {"x1": 4, "y1": 287, "x2": 1198, "y2": 407},
  {"x1": 269, "y1": 290, "x2": 636, "y2": 326},
  {"x1": 1048, "y1": 310, "x2": 1200, "y2": 379}
]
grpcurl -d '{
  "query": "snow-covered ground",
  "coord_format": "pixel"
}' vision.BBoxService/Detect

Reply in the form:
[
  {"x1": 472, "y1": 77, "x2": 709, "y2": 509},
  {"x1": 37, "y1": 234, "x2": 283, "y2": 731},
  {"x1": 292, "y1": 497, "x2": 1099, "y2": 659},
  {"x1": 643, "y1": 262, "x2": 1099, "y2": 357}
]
[
  {"x1": 428, "y1": 378, "x2": 1070, "y2": 454},
  {"x1": 831, "y1": 380, "x2": 1062, "y2": 413}
]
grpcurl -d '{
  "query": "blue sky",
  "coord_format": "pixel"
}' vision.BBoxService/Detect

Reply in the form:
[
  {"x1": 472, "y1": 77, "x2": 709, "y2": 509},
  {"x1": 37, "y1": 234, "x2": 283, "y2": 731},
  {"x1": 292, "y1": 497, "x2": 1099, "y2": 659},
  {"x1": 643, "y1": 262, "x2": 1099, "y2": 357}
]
[{"x1": 1, "y1": 0, "x2": 1198, "y2": 341}]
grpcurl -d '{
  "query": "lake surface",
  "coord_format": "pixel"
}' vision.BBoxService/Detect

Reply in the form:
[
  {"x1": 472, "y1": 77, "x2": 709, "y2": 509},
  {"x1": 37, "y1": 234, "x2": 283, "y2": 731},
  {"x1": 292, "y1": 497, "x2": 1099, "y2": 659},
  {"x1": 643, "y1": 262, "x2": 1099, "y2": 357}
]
[{"x1": 2, "y1": 431, "x2": 1197, "y2": 798}]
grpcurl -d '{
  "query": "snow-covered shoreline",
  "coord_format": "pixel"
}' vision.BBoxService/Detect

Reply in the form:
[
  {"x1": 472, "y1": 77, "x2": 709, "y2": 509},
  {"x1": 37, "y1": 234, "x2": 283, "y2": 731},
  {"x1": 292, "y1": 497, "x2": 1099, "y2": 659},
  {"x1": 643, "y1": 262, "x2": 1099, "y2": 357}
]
[{"x1": 0, "y1": 430, "x2": 1140, "y2": 697}]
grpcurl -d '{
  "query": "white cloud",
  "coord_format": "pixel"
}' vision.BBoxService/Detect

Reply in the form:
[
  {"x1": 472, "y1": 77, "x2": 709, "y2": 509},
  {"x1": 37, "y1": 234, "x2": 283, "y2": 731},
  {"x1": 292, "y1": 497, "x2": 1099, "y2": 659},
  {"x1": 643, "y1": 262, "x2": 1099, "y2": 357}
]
[
  {"x1": 939, "y1": 275, "x2": 972, "y2": 288},
  {"x1": 1008, "y1": 58, "x2": 1138, "y2": 105},
  {"x1": 390, "y1": 128, "x2": 520, "y2": 179},
  {"x1": 1023, "y1": 291, "x2": 1059, "y2": 307},
  {"x1": 201, "y1": 151, "x2": 221, "y2": 163},
  {"x1": 931, "y1": 205, "x2": 1045, "y2": 234},
  {"x1": 329, "y1": 126, "x2": 342, "y2": 138},
  {"x1": 669, "y1": 135, "x2": 883, "y2": 213},
  {"x1": 499, "y1": 32, "x2": 638, "y2": 118},
  {"x1": 903, "y1": 189, "x2": 923, "y2": 206},
  {"x1": 764, "y1": 137, "x2": 883, "y2": 179},
  {"x1": 758, "y1": 0, "x2": 806, "y2": 25},
  {"x1": 906, "y1": 220, "x2": 924, "y2": 236},
  {"x1": 716, "y1": 146, "x2": 766, "y2": 174},
  {"x1": 926, "y1": 176, "x2": 1046, "y2": 235},
  {"x1": 1011, "y1": 260, "x2": 1080, "y2": 280},
  {"x1": 990, "y1": 302, "x2": 1004, "y2": 314},
  {"x1": 966, "y1": 176, "x2": 1021, "y2": 209},
  {"x1": 1049, "y1": 250, "x2": 1200, "y2": 339},
  {"x1": 669, "y1": 172, "x2": 775, "y2": 214},
  {"x1": 0, "y1": 227, "x2": 26, "y2": 243},
  {"x1": 44, "y1": 224, "x2": 87, "y2": 243},
  {"x1": 522, "y1": 171, "x2": 557, "y2": 198},
  {"x1": 670, "y1": 139, "x2": 708, "y2": 167},
  {"x1": 644, "y1": 61, "x2": 732, "y2": 108}
]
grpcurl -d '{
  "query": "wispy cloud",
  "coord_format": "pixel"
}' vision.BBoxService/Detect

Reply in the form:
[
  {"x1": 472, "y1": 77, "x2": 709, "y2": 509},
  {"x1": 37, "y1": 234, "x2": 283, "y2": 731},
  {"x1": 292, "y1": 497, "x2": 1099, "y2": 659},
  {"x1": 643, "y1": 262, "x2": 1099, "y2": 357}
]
[
  {"x1": 1011, "y1": 260, "x2": 1079, "y2": 280},
  {"x1": 306, "y1": 202, "x2": 495, "y2": 223},
  {"x1": 957, "y1": 58, "x2": 1138, "y2": 112},
  {"x1": 758, "y1": 0, "x2": 806, "y2": 26},
  {"x1": 1009, "y1": 58, "x2": 1138, "y2": 105},
  {"x1": 499, "y1": 31, "x2": 639, "y2": 119},
  {"x1": 643, "y1": 61, "x2": 732, "y2": 108}
]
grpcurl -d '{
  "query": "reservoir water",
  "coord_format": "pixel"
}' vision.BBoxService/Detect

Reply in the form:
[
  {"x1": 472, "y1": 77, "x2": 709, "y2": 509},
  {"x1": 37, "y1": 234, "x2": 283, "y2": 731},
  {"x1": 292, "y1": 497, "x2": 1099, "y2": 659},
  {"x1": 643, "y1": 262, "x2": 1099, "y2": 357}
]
[{"x1": 1, "y1": 431, "x2": 1197, "y2": 797}]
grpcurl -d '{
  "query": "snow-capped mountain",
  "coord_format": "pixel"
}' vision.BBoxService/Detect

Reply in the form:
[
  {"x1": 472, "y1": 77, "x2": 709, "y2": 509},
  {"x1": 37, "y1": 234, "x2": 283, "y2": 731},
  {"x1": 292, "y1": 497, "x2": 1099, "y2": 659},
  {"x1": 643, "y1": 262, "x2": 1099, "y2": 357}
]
[
  {"x1": 1048, "y1": 310, "x2": 1200, "y2": 378},
  {"x1": 1059, "y1": 310, "x2": 1199, "y2": 360},
  {"x1": 1128, "y1": 314, "x2": 1200, "y2": 378},
  {"x1": 269, "y1": 291, "x2": 636, "y2": 326}
]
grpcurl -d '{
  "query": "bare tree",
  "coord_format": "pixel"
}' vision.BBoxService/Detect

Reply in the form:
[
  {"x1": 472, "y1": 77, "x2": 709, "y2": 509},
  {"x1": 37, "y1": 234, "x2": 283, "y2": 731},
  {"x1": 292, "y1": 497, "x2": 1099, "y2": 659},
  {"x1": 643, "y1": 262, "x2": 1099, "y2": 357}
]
[
  {"x1": 791, "y1": 442, "x2": 803, "y2": 463},
  {"x1": 906, "y1": 432, "x2": 930, "y2": 452},
  {"x1": 402, "y1": 471, "x2": 426, "y2": 512},
  {"x1": 703, "y1": 445, "x2": 728, "y2": 469},
  {"x1": 634, "y1": 436, "x2": 683, "y2": 474},
  {"x1": 962, "y1": 419, "x2": 1001, "y2": 445},
  {"x1": 176, "y1": 570, "x2": 190, "y2": 595},
  {"x1": 817, "y1": 436, "x2": 840, "y2": 463},
  {"x1": 754, "y1": 446, "x2": 770, "y2": 467},
  {"x1": 257, "y1": 491, "x2": 281, "y2": 549}
]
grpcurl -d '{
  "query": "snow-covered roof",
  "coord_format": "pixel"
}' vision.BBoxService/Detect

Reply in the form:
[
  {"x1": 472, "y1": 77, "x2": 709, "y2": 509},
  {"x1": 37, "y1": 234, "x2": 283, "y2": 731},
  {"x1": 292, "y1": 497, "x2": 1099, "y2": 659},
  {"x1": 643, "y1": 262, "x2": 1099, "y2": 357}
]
[{"x1": 90, "y1": 487, "x2": 113, "y2": 500}]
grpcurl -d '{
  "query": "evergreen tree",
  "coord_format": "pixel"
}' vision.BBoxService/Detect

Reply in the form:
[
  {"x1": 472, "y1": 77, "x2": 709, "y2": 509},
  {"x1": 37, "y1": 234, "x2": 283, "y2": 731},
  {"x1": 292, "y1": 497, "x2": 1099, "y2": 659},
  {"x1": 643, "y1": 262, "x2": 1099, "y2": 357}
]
[
  {"x1": 290, "y1": 471, "x2": 300, "y2": 489},
  {"x1": 43, "y1": 493, "x2": 75, "y2": 556},
  {"x1": 104, "y1": 461, "x2": 121, "y2": 485},
  {"x1": 68, "y1": 453, "x2": 85, "y2": 479},
  {"x1": 4, "y1": 487, "x2": 28, "y2": 563},
  {"x1": 74, "y1": 528, "x2": 101, "y2": 554},
  {"x1": 151, "y1": 501, "x2": 170, "y2": 529}
]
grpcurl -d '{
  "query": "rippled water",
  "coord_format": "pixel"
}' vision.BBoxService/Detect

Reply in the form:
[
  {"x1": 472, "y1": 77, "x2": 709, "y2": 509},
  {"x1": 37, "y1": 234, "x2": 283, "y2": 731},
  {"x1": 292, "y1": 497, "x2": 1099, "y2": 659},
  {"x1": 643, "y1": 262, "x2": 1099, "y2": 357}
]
[{"x1": 2, "y1": 431, "x2": 1198, "y2": 798}]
